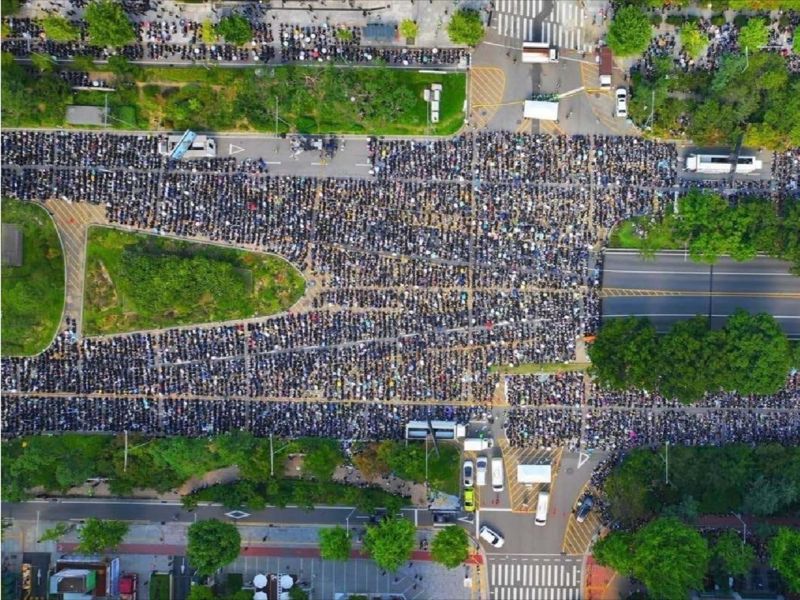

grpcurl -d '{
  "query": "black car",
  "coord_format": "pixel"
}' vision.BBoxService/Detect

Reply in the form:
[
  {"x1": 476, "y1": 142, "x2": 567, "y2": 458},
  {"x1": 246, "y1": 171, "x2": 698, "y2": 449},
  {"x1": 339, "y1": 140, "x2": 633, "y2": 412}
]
[{"x1": 576, "y1": 495, "x2": 594, "y2": 523}]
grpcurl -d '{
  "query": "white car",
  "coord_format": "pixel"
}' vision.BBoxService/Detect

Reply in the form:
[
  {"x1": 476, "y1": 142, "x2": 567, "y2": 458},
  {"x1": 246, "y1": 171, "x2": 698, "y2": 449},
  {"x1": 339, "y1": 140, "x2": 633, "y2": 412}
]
[
  {"x1": 479, "y1": 525, "x2": 505, "y2": 548},
  {"x1": 463, "y1": 460, "x2": 474, "y2": 489},
  {"x1": 476, "y1": 456, "x2": 488, "y2": 487},
  {"x1": 615, "y1": 87, "x2": 628, "y2": 118}
]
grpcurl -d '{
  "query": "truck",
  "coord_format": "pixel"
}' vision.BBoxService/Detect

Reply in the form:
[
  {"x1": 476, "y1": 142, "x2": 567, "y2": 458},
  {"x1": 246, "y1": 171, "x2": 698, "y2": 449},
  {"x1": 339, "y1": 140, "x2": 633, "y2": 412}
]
[
  {"x1": 599, "y1": 47, "x2": 612, "y2": 88},
  {"x1": 119, "y1": 573, "x2": 137, "y2": 600},
  {"x1": 521, "y1": 42, "x2": 558, "y2": 63}
]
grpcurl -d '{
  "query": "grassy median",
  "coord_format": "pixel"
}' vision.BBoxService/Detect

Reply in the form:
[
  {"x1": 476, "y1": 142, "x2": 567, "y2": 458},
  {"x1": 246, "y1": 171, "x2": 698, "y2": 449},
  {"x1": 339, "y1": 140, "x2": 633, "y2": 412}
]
[{"x1": 83, "y1": 227, "x2": 305, "y2": 335}]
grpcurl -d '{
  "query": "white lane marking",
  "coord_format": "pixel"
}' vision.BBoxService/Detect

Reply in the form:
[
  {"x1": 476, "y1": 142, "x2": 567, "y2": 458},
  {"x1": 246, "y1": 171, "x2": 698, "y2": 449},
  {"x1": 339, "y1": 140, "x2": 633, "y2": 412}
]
[
  {"x1": 604, "y1": 314, "x2": 800, "y2": 319},
  {"x1": 228, "y1": 143, "x2": 245, "y2": 155},
  {"x1": 264, "y1": 161, "x2": 282, "y2": 165},
  {"x1": 604, "y1": 268, "x2": 794, "y2": 276},
  {"x1": 355, "y1": 163, "x2": 371, "y2": 167}
]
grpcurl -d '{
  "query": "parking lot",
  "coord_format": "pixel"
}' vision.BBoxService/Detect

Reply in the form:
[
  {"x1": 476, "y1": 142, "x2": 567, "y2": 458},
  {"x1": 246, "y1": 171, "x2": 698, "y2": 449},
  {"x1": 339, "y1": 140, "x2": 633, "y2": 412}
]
[
  {"x1": 561, "y1": 483, "x2": 603, "y2": 556},
  {"x1": 496, "y1": 439, "x2": 562, "y2": 514}
]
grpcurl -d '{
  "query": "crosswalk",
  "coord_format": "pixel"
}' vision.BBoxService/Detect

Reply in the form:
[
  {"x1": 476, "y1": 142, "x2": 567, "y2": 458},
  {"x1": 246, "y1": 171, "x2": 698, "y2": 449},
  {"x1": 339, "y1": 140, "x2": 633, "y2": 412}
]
[
  {"x1": 493, "y1": 0, "x2": 590, "y2": 51},
  {"x1": 489, "y1": 560, "x2": 582, "y2": 600}
]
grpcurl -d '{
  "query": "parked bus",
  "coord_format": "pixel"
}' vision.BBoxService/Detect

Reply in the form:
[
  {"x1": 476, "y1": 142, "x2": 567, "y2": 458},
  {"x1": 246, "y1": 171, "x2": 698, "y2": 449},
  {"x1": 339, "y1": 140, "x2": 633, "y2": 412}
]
[{"x1": 685, "y1": 154, "x2": 763, "y2": 174}]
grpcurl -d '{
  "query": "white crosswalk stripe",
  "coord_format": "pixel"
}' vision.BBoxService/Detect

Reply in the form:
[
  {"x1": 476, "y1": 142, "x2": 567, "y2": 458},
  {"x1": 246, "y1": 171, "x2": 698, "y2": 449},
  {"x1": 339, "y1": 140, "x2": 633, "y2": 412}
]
[
  {"x1": 489, "y1": 560, "x2": 581, "y2": 600},
  {"x1": 491, "y1": 0, "x2": 586, "y2": 49}
]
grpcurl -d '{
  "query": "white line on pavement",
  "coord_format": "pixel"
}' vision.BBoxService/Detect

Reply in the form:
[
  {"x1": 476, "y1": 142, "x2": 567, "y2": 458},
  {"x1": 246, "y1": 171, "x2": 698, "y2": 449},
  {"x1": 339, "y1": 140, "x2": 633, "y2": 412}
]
[{"x1": 604, "y1": 313, "x2": 800, "y2": 319}]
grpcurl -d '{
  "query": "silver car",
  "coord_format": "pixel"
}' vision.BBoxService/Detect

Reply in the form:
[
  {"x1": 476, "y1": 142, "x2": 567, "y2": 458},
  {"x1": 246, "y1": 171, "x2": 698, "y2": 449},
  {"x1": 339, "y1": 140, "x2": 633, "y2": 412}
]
[{"x1": 463, "y1": 460, "x2": 474, "y2": 489}]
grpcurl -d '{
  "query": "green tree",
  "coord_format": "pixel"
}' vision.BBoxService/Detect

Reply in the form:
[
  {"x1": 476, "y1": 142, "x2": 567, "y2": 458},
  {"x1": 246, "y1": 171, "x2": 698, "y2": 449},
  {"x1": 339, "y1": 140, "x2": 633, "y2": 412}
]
[
  {"x1": 41, "y1": 15, "x2": 79, "y2": 42},
  {"x1": 1, "y1": 0, "x2": 20, "y2": 15},
  {"x1": 593, "y1": 531, "x2": 635, "y2": 574},
  {"x1": 39, "y1": 522, "x2": 72, "y2": 542},
  {"x1": 738, "y1": 17, "x2": 769, "y2": 52},
  {"x1": 430, "y1": 526, "x2": 470, "y2": 569},
  {"x1": 675, "y1": 188, "x2": 732, "y2": 262},
  {"x1": 216, "y1": 15, "x2": 251, "y2": 46},
  {"x1": 680, "y1": 22, "x2": 707, "y2": 60},
  {"x1": 721, "y1": 310, "x2": 791, "y2": 395},
  {"x1": 588, "y1": 317, "x2": 659, "y2": 390},
  {"x1": 712, "y1": 531, "x2": 755, "y2": 578},
  {"x1": 446, "y1": 9, "x2": 485, "y2": 47},
  {"x1": 188, "y1": 586, "x2": 215, "y2": 600},
  {"x1": 301, "y1": 439, "x2": 343, "y2": 481},
  {"x1": 187, "y1": 520, "x2": 241, "y2": 576},
  {"x1": 769, "y1": 527, "x2": 800, "y2": 593},
  {"x1": 399, "y1": 19, "x2": 419, "y2": 40},
  {"x1": 658, "y1": 317, "x2": 723, "y2": 403},
  {"x1": 352, "y1": 443, "x2": 390, "y2": 479},
  {"x1": 318, "y1": 526, "x2": 351, "y2": 561},
  {"x1": 200, "y1": 19, "x2": 217, "y2": 44},
  {"x1": 77, "y1": 518, "x2": 129, "y2": 553},
  {"x1": 794, "y1": 32, "x2": 800, "y2": 54},
  {"x1": 336, "y1": 28, "x2": 353, "y2": 43},
  {"x1": 607, "y1": 6, "x2": 652, "y2": 57},
  {"x1": 596, "y1": 518, "x2": 710, "y2": 600},
  {"x1": 363, "y1": 517, "x2": 416, "y2": 572},
  {"x1": 85, "y1": 0, "x2": 135, "y2": 47}
]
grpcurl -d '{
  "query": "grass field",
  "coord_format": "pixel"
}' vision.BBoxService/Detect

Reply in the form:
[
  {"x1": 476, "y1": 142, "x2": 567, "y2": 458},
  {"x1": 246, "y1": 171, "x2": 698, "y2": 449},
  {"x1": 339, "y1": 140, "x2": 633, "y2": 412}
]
[
  {"x1": 608, "y1": 216, "x2": 679, "y2": 252},
  {"x1": 1, "y1": 198, "x2": 65, "y2": 356},
  {"x1": 489, "y1": 362, "x2": 591, "y2": 375},
  {"x1": 83, "y1": 227, "x2": 305, "y2": 335}
]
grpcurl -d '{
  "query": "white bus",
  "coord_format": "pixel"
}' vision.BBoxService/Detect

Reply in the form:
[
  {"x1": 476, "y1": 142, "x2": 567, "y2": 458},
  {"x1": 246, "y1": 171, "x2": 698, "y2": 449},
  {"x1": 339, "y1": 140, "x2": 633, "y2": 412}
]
[
  {"x1": 685, "y1": 154, "x2": 763, "y2": 174},
  {"x1": 522, "y1": 42, "x2": 558, "y2": 63}
]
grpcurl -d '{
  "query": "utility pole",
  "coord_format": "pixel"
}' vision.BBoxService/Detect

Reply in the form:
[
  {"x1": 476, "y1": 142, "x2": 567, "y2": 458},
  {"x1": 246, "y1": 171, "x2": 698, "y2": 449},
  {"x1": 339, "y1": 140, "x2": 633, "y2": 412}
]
[
  {"x1": 731, "y1": 512, "x2": 746, "y2": 546},
  {"x1": 664, "y1": 440, "x2": 669, "y2": 485},
  {"x1": 270, "y1": 433, "x2": 274, "y2": 477},
  {"x1": 123, "y1": 430, "x2": 128, "y2": 472},
  {"x1": 104, "y1": 93, "x2": 109, "y2": 129},
  {"x1": 274, "y1": 96, "x2": 279, "y2": 138}
]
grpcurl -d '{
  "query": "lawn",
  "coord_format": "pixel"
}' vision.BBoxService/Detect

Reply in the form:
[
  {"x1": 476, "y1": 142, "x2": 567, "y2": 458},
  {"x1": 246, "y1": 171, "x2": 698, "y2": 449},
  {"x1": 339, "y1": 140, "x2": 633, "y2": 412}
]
[
  {"x1": 489, "y1": 362, "x2": 591, "y2": 375},
  {"x1": 380, "y1": 441, "x2": 461, "y2": 495},
  {"x1": 149, "y1": 573, "x2": 171, "y2": 600},
  {"x1": 82, "y1": 227, "x2": 305, "y2": 335},
  {"x1": 3, "y1": 54, "x2": 466, "y2": 136},
  {"x1": 1, "y1": 198, "x2": 65, "y2": 356},
  {"x1": 608, "y1": 215, "x2": 680, "y2": 253}
]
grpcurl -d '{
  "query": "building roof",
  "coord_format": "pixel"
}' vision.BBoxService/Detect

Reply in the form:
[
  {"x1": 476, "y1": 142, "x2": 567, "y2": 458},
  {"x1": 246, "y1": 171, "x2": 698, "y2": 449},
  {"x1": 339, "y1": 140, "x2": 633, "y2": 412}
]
[
  {"x1": 1, "y1": 223, "x2": 23, "y2": 267},
  {"x1": 66, "y1": 106, "x2": 108, "y2": 126}
]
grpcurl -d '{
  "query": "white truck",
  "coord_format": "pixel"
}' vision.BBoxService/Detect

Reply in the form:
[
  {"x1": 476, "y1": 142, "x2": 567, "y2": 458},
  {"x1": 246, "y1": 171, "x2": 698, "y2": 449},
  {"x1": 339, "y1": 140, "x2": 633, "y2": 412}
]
[{"x1": 522, "y1": 42, "x2": 558, "y2": 63}]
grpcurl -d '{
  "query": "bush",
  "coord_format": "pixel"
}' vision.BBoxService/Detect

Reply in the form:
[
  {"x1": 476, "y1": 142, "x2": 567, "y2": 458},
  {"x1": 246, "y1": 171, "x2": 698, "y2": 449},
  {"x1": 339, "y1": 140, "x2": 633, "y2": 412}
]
[
  {"x1": 85, "y1": 0, "x2": 135, "y2": 47},
  {"x1": 733, "y1": 14, "x2": 748, "y2": 28},
  {"x1": 399, "y1": 19, "x2": 419, "y2": 40},
  {"x1": 665, "y1": 15, "x2": 686, "y2": 27},
  {"x1": 41, "y1": 15, "x2": 79, "y2": 42},
  {"x1": 649, "y1": 14, "x2": 662, "y2": 26}
]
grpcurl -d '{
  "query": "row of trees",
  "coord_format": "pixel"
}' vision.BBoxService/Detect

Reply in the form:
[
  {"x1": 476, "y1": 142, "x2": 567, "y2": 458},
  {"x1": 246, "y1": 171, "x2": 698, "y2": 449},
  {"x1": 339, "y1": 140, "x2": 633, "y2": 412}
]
[
  {"x1": 589, "y1": 310, "x2": 792, "y2": 403},
  {"x1": 319, "y1": 520, "x2": 470, "y2": 571},
  {"x1": 595, "y1": 518, "x2": 800, "y2": 598},
  {"x1": 602, "y1": 444, "x2": 800, "y2": 527}
]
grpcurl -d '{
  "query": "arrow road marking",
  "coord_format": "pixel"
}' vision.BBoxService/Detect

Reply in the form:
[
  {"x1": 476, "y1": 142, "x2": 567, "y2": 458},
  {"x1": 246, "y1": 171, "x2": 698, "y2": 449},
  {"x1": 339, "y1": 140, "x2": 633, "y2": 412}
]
[
  {"x1": 577, "y1": 452, "x2": 590, "y2": 469},
  {"x1": 228, "y1": 143, "x2": 245, "y2": 155}
]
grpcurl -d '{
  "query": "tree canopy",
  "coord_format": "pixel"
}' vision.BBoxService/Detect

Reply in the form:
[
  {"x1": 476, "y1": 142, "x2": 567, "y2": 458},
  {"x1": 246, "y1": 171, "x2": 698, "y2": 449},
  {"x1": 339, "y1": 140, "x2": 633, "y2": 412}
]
[
  {"x1": 711, "y1": 531, "x2": 755, "y2": 579},
  {"x1": 446, "y1": 10, "x2": 485, "y2": 47},
  {"x1": 431, "y1": 526, "x2": 470, "y2": 569},
  {"x1": 77, "y1": 518, "x2": 129, "y2": 554},
  {"x1": 738, "y1": 17, "x2": 769, "y2": 51},
  {"x1": 363, "y1": 517, "x2": 416, "y2": 572},
  {"x1": 318, "y1": 526, "x2": 351, "y2": 561},
  {"x1": 607, "y1": 6, "x2": 652, "y2": 57},
  {"x1": 590, "y1": 310, "x2": 790, "y2": 404},
  {"x1": 679, "y1": 22, "x2": 707, "y2": 60},
  {"x1": 216, "y1": 15, "x2": 252, "y2": 46},
  {"x1": 594, "y1": 518, "x2": 710, "y2": 600},
  {"x1": 85, "y1": 0, "x2": 135, "y2": 47},
  {"x1": 769, "y1": 527, "x2": 800, "y2": 593},
  {"x1": 187, "y1": 519, "x2": 241, "y2": 576},
  {"x1": 41, "y1": 15, "x2": 79, "y2": 42},
  {"x1": 399, "y1": 19, "x2": 419, "y2": 40}
]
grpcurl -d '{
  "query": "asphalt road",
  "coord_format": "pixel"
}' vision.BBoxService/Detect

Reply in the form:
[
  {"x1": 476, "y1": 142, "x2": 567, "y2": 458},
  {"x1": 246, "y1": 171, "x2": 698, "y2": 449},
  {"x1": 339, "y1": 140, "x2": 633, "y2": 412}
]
[
  {"x1": 1, "y1": 500, "x2": 433, "y2": 528},
  {"x1": 602, "y1": 250, "x2": 800, "y2": 337}
]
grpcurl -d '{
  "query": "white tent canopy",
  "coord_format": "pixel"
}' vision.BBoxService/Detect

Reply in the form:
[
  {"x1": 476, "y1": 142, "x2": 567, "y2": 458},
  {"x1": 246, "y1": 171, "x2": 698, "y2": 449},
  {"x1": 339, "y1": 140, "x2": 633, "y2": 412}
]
[
  {"x1": 523, "y1": 100, "x2": 559, "y2": 121},
  {"x1": 517, "y1": 464, "x2": 551, "y2": 484}
]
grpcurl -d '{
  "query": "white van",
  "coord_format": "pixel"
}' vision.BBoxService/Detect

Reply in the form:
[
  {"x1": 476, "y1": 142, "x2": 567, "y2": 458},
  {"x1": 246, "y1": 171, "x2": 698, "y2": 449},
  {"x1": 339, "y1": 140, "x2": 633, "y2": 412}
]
[
  {"x1": 463, "y1": 438, "x2": 494, "y2": 452},
  {"x1": 476, "y1": 456, "x2": 488, "y2": 487},
  {"x1": 535, "y1": 491, "x2": 549, "y2": 526},
  {"x1": 491, "y1": 457, "x2": 504, "y2": 492}
]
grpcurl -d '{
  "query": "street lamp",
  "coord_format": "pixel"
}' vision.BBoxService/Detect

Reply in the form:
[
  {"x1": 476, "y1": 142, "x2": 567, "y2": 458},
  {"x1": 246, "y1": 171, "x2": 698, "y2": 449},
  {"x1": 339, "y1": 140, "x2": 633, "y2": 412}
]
[{"x1": 730, "y1": 512, "x2": 746, "y2": 547}]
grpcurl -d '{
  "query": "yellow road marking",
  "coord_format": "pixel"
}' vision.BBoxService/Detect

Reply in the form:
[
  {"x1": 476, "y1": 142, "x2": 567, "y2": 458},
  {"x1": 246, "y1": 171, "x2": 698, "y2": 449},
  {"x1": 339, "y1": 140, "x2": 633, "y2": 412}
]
[{"x1": 601, "y1": 288, "x2": 800, "y2": 299}]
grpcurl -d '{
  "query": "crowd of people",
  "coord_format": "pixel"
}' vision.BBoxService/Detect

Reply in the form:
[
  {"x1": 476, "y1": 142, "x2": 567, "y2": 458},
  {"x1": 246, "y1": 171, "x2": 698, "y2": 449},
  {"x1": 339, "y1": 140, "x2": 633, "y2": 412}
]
[
  {"x1": 1, "y1": 129, "x2": 798, "y2": 449},
  {"x1": 1, "y1": 14, "x2": 467, "y2": 66}
]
